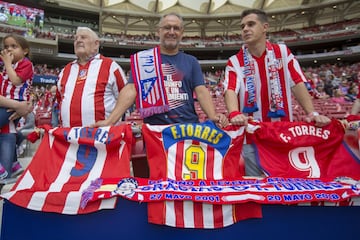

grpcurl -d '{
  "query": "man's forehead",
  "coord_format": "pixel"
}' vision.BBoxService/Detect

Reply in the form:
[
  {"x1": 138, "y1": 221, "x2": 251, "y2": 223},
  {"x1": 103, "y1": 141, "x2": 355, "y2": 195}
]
[
  {"x1": 161, "y1": 16, "x2": 181, "y2": 24},
  {"x1": 241, "y1": 14, "x2": 259, "y2": 23},
  {"x1": 76, "y1": 30, "x2": 92, "y2": 37}
]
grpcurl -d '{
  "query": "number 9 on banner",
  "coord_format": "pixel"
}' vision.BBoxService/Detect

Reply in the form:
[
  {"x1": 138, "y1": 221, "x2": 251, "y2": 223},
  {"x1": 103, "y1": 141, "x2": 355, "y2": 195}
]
[
  {"x1": 289, "y1": 146, "x2": 320, "y2": 178},
  {"x1": 71, "y1": 145, "x2": 98, "y2": 177}
]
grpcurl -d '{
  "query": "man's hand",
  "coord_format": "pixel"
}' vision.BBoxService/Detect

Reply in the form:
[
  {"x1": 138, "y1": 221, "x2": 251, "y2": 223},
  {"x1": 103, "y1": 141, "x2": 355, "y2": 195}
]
[
  {"x1": 229, "y1": 111, "x2": 249, "y2": 126},
  {"x1": 211, "y1": 113, "x2": 229, "y2": 128},
  {"x1": 8, "y1": 101, "x2": 33, "y2": 120},
  {"x1": 305, "y1": 112, "x2": 331, "y2": 127}
]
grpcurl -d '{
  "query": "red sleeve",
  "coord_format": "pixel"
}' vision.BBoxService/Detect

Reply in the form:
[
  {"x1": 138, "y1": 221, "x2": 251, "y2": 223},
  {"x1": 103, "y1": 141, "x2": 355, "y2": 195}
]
[{"x1": 16, "y1": 58, "x2": 34, "y2": 82}]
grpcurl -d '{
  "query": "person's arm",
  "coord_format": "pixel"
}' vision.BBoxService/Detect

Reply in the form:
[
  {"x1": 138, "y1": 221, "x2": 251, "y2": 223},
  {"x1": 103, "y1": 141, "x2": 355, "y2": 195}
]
[
  {"x1": 1, "y1": 50, "x2": 22, "y2": 86},
  {"x1": 351, "y1": 98, "x2": 360, "y2": 115},
  {"x1": 224, "y1": 89, "x2": 249, "y2": 126},
  {"x1": 0, "y1": 96, "x2": 32, "y2": 118},
  {"x1": 92, "y1": 83, "x2": 137, "y2": 127},
  {"x1": 292, "y1": 82, "x2": 315, "y2": 114},
  {"x1": 195, "y1": 85, "x2": 228, "y2": 127},
  {"x1": 0, "y1": 95, "x2": 16, "y2": 108},
  {"x1": 292, "y1": 82, "x2": 330, "y2": 127},
  {"x1": 20, "y1": 112, "x2": 35, "y2": 130},
  {"x1": 224, "y1": 89, "x2": 239, "y2": 113}
]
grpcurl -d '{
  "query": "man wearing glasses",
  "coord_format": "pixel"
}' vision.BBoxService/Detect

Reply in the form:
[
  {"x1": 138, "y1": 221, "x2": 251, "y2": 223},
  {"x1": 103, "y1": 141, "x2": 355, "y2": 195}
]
[{"x1": 93, "y1": 12, "x2": 227, "y2": 127}]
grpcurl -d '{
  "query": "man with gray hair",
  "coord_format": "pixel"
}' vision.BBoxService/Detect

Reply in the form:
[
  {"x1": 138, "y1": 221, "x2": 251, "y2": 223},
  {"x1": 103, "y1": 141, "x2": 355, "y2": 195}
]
[{"x1": 56, "y1": 27, "x2": 128, "y2": 127}]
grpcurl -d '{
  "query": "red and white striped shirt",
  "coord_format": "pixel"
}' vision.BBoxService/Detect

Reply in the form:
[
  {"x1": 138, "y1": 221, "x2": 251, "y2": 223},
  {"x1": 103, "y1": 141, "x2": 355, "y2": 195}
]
[
  {"x1": 0, "y1": 58, "x2": 34, "y2": 133},
  {"x1": 57, "y1": 54, "x2": 127, "y2": 127},
  {"x1": 0, "y1": 57, "x2": 33, "y2": 101},
  {"x1": 224, "y1": 43, "x2": 307, "y2": 122},
  {"x1": 142, "y1": 122, "x2": 262, "y2": 229}
]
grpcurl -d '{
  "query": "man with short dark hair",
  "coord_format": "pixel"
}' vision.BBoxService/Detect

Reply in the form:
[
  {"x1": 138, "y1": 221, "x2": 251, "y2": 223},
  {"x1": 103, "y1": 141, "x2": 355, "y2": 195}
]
[{"x1": 223, "y1": 9, "x2": 331, "y2": 176}]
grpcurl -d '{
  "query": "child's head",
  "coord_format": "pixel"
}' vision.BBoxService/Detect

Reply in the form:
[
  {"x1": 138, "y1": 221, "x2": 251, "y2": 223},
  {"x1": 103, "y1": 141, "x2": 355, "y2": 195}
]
[{"x1": 2, "y1": 34, "x2": 30, "y2": 63}]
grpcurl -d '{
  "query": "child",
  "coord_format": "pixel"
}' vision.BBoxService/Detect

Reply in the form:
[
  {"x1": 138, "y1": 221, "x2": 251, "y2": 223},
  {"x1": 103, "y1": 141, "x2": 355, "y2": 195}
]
[{"x1": 0, "y1": 34, "x2": 33, "y2": 179}]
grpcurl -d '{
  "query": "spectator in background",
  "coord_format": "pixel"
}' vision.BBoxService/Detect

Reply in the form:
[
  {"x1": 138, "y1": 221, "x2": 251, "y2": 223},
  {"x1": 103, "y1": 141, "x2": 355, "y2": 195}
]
[
  {"x1": 344, "y1": 82, "x2": 358, "y2": 102},
  {"x1": 324, "y1": 77, "x2": 334, "y2": 97},
  {"x1": 314, "y1": 84, "x2": 330, "y2": 99},
  {"x1": 350, "y1": 71, "x2": 360, "y2": 114},
  {"x1": 16, "y1": 111, "x2": 35, "y2": 152},
  {"x1": 338, "y1": 77, "x2": 350, "y2": 96},
  {"x1": 329, "y1": 73, "x2": 341, "y2": 88},
  {"x1": 49, "y1": 85, "x2": 59, "y2": 127},
  {"x1": 14, "y1": 110, "x2": 35, "y2": 176},
  {"x1": 56, "y1": 26, "x2": 127, "y2": 127},
  {"x1": 331, "y1": 87, "x2": 346, "y2": 104},
  {"x1": 223, "y1": 9, "x2": 330, "y2": 176}
]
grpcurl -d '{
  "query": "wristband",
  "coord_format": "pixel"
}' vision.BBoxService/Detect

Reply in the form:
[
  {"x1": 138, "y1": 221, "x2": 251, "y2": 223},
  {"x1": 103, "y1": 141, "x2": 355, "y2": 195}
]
[
  {"x1": 229, "y1": 111, "x2": 242, "y2": 120},
  {"x1": 307, "y1": 111, "x2": 319, "y2": 118}
]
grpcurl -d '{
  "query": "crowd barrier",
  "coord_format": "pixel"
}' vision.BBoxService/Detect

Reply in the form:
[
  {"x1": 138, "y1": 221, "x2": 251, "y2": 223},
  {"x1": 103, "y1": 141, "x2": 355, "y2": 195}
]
[{"x1": 2, "y1": 199, "x2": 359, "y2": 240}]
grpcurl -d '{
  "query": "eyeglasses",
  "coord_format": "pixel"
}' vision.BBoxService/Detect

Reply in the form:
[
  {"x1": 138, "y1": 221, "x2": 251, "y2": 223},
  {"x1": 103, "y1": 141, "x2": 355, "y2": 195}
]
[{"x1": 159, "y1": 25, "x2": 182, "y2": 32}]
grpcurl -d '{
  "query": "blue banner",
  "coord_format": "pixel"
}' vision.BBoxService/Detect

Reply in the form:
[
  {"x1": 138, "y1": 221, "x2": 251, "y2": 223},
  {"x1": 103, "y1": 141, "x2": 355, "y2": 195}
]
[{"x1": 32, "y1": 75, "x2": 58, "y2": 85}]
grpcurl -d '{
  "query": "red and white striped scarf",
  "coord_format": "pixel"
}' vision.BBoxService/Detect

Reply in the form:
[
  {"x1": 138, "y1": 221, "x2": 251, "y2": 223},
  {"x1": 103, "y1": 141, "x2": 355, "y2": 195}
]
[
  {"x1": 131, "y1": 46, "x2": 169, "y2": 118},
  {"x1": 243, "y1": 41, "x2": 285, "y2": 118}
]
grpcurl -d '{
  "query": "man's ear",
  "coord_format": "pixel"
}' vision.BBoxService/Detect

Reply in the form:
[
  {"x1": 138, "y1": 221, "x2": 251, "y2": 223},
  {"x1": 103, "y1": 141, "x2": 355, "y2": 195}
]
[
  {"x1": 263, "y1": 22, "x2": 269, "y2": 33},
  {"x1": 95, "y1": 39, "x2": 100, "y2": 48}
]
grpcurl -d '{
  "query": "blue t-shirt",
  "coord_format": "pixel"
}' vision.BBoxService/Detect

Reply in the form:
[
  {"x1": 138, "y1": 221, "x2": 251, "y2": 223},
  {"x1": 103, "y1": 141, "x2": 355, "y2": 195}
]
[{"x1": 129, "y1": 51, "x2": 205, "y2": 124}]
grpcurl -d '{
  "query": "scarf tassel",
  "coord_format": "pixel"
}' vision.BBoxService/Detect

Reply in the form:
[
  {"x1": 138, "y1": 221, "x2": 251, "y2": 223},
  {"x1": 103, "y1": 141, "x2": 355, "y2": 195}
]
[
  {"x1": 242, "y1": 103, "x2": 259, "y2": 113},
  {"x1": 80, "y1": 178, "x2": 103, "y2": 209},
  {"x1": 140, "y1": 105, "x2": 170, "y2": 118},
  {"x1": 267, "y1": 109, "x2": 286, "y2": 118}
]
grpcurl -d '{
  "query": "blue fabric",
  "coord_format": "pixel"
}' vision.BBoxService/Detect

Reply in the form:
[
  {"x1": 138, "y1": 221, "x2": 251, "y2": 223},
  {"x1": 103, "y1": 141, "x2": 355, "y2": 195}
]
[
  {"x1": 51, "y1": 102, "x2": 59, "y2": 127},
  {"x1": 0, "y1": 133, "x2": 17, "y2": 177},
  {"x1": 267, "y1": 109, "x2": 286, "y2": 118},
  {"x1": 242, "y1": 103, "x2": 259, "y2": 113},
  {"x1": 0, "y1": 107, "x2": 13, "y2": 128}
]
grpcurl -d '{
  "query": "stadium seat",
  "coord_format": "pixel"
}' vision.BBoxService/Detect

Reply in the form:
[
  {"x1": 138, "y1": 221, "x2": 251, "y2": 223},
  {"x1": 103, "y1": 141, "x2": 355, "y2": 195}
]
[
  {"x1": 130, "y1": 137, "x2": 149, "y2": 178},
  {"x1": 327, "y1": 111, "x2": 347, "y2": 120},
  {"x1": 35, "y1": 110, "x2": 52, "y2": 127}
]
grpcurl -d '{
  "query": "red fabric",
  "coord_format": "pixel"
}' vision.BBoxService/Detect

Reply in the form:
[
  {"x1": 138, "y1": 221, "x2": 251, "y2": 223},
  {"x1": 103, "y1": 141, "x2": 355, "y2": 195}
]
[
  {"x1": 228, "y1": 110, "x2": 242, "y2": 120},
  {"x1": 347, "y1": 114, "x2": 360, "y2": 122},
  {"x1": 2, "y1": 124, "x2": 133, "y2": 214},
  {"x1": 142, "y1": 121, "x2": 262, "y2": 229},
  {"x1": 248, "y1": 120, "x2": 360, "y2": 179},
  {"x1": 26, "y1": 131, "x2": 40, "y2": 143},
  {"x1": 131, "y1": 46, "x2": 169, "y2": 118},
  {"x1": 327, "y1": 129, "x2": 360, "y2": 179}
]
